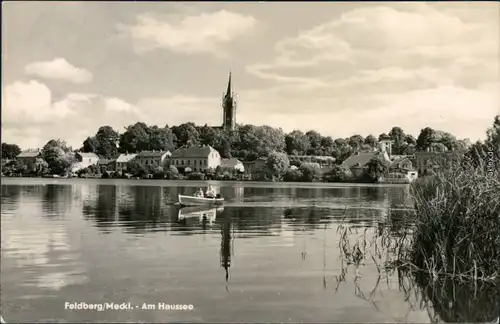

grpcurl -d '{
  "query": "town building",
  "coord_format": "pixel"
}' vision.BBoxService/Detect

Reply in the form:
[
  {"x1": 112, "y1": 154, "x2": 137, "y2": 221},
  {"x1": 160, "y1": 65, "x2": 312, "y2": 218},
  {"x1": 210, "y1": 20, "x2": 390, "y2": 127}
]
[
  {"x1": 75, "y1": 152, "x2": 99, "y2": 165},
  {"x1": 72, "y1": 152, "x2": 100, "y2": 173},
  {"x1": 97, "y1": 158, "x2": 112, "y2": 173},
  {"x1": 341, "y1": 151, "x2": 391, "y2": 177},
  {"x1": 170, "y1": 145, "x2": 221, "y2": 172},
  {"x1": 16, "y1": 149, "x2": 46, "y2": 172},
  {"x1": 110, "y1": 153, "x2": 137, "y2": 172},
  {"x1": 135, "y1": 151, "x2": 171, "y2": 169},
  {"x1": 221, "y1": 158, "x2": 245, "y2": 173},
  {"x1": 242, "y1": 158, "x2": 267, "y2": 176},
  {"x1": 414, "y1": 150, "x2": 459, "y2": 176},
  {"x1": 387, "y1": 157, "x2": 418, "y2": 182}
]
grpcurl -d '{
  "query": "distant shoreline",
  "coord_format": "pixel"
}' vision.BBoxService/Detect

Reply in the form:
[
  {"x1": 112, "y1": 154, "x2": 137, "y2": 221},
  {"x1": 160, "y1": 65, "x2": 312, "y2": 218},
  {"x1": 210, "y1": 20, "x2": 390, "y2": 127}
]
[{"x1": 1, "y1": 175, "x2": 409, "y2": 188}]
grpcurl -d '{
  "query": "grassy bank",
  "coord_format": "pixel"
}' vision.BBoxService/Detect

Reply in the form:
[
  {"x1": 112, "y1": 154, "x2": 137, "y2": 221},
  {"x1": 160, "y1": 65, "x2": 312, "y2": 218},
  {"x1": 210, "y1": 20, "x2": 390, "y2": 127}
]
[{"x1": 409, "y1": 157, "x2": 499, "y2": 281}]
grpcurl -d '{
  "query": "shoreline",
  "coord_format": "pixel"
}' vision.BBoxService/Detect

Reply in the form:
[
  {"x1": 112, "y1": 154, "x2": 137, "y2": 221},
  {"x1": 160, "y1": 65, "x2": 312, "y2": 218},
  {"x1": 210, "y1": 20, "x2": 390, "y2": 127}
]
[{"x1": 1, "y1": 176, "x2": 409, "y2": 188}]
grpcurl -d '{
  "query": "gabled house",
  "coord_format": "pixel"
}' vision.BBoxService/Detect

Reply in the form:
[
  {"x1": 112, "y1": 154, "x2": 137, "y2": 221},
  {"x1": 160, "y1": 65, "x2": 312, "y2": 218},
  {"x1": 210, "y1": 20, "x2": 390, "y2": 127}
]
[
  {"x1": 387, "y1": 157, "x2": 418, "y2": 182},
  {"x1": 75, "y1": 152, "x2": 99, "y2": 165},
  {"x1": 110, "y1": 153, "x2": 137, "y2": 172},
  {"x1": 16, "y1": 149, "x2": 46, "y2": 172},
  {"x1": 340, "y1": 151, "x2": 391, "y2": 177},
  {"x1": 242, "y1": 158, "x2": 267, "y2": 176},
  {"x1": 170, "y1": 145, "x2": 221, "y2": 172},
  {"x1": 135, "y1": 151, "x2": 171, "y2": 169},
  {"x1": 221, "y1": 158, "x2": 244, "y2": 173},
  {"x1": 72, "y1": 152, "x2": 99, "y2": 173},
  {"x1": 414, "y1": 151, "x2": 458, "y2": 176},
  {"x1": 97, "y1": 158, "x2": 112, "y2": 173}
]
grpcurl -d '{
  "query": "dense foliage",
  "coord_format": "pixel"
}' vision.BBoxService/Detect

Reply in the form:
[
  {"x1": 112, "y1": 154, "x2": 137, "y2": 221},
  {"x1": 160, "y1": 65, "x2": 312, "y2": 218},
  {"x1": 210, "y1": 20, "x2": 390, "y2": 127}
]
[{"x1": 2, "y1": 115, "x2": 498, "y2": 181}]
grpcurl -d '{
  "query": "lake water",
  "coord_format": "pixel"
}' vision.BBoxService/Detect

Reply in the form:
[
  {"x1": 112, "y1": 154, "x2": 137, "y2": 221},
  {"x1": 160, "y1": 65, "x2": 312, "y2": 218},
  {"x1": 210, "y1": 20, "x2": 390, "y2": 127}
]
[{"x1": 1, "y1": 178, "x2": 496, "y2": 323}]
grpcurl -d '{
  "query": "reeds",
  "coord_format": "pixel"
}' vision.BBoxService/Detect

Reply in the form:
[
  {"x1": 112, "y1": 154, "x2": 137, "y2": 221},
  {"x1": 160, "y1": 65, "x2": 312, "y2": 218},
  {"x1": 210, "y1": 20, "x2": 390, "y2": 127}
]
[
  {"x1": 333, "y1": 157, "x2": 499, "y2": 322},
  {"x1": 409, "y1": 155, "x2": 500, "y2": 281}
]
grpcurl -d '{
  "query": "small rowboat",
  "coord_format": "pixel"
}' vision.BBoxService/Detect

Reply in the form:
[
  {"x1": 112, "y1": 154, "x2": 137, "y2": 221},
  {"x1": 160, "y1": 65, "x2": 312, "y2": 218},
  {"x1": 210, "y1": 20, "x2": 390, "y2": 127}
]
[{"x1": 178, "y1": 194, "x2": 224, "y2": 207}]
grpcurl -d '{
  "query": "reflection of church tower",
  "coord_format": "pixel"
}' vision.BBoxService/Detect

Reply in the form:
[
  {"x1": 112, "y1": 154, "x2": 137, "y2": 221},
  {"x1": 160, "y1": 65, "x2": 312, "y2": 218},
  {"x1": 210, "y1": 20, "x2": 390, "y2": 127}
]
[
  {"x1": 222, "y1": 72, "x2": 236, "y2": 131},
  {"x1": 220, "y1": 213, "x2": 233, "y2": 283}
]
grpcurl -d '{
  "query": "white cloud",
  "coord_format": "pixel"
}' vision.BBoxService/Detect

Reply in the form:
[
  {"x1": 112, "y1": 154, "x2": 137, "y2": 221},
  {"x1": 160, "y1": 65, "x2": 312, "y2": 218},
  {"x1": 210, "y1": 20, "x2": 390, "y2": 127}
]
[
  {"x1": 119, "y1": 10, "x2": 258, "y2": 57},
  {"x1": 248, "y1": 4, "x2": 498, "y2": 86},
  {"x1": 243, "y1": 3, "x2": 499, "y2": 140},
  {"x1": 24, "y1": 58, "x2": 93, "y2": 84},
  {"x1": 2, "y1": 80, "x2": 75, "y2": 124},
  {"x1": 1, "y1": 80, "x2": 141, "y2": 149}
]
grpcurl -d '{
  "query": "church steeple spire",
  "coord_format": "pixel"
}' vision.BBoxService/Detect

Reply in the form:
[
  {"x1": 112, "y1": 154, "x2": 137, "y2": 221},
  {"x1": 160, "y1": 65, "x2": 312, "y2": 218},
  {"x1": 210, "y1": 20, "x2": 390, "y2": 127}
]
[
  {"x1": 225, "y1": 71, "x2": 232, "y2": 98},
  {"x1": 222, "y1": 70, "x2": 236, "y2": 131}
]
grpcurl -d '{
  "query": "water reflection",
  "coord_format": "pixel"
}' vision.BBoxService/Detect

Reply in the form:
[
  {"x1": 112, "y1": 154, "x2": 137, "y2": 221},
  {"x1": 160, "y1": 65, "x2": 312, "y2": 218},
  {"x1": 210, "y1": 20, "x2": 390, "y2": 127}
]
[
  {"x1": 1, "y1": 185, "x2": 21, "y2": 214},
  {"x1": 411, "y1": 274, "x2": 499, "y2": 323},
  {"x1": 220, "y1": 211, "x2": 233, "y2": 289},
  {"x1": 178, "y1": 207, "x2": 222, "y2": 227},
  {"x1": 82, "y1": 185, "x2": 118, "y2": 232},
  {"x1": 2, "y1": 179, "x2": 496, "y2": 323},
  {"x1": 41, "y1": 184, "x2": 72, "y2": 217}
]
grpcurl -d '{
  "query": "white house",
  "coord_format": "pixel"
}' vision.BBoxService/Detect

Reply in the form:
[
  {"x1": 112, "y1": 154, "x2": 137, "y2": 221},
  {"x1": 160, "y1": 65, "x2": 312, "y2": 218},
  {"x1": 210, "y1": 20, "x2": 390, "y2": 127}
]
[
  {"x1": 75, "y1": 152, "x2": 99, "y2": 165},
  {"x1": 135, "y1": 151, "x2": 171, "y2": 169},
  {"x1": 72, "y1": 152, "x2": 99, "y2": 172},
  {"x1": 221, "y1": 158, "x2": 245, "y2": 173},
  {"x1": 170, "y1": 145, "x2": 221, "y2": 172}
]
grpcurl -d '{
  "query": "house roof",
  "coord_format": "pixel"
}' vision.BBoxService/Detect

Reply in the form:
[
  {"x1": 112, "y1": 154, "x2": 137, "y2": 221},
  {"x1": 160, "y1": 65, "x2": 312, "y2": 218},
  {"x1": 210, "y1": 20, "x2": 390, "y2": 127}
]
[
  {"x1": 116, "y1": 153, "x2": 137, "y2": 163},
  {"x1": 341, "y1": 152, "x2": 389, "y2": 169},
  {"x1": 221, "y1": 158, "x2": 242, "y2": 168},
  {"x1": 136, "y1": 151, "x2": 171, "y2": 158},
  {"x1": 17, "y1": 151, "x2": 40, "y2": 158},
  {"x1": 170, "y1": 145, "x2": 218, "y2": 158},
  {"x1": 76, "y1": 152, "x2": 99, "y2": 159}
]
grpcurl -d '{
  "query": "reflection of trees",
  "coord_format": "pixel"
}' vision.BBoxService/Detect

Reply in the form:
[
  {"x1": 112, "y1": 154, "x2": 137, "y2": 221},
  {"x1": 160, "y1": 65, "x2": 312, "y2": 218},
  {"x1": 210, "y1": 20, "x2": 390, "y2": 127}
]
[
  {"x1": 81, "y1": 185, "x2": 177, "y2": 234},
  {"x1": 222, "y1": 207, "x2": 283, "y2": 236},
  {"x1": 335, "y1": 213, "x2": 499, "y2": 324},
  {"x1": 82, "y1": 185, "x2": 117, "y2": 231},
  {"x1": 361, "y1": 186, "x2": 385, "y2": 201},
  {"x1": 410, "y1": 274, "x2": 499, "y2": 323},
  {"x1": 41, "y1": 184, "x2": 72, "y2": 216},
  {"x1": 284, "y1": 207, "x2": 334, "y2": 230},
  {"x1": 118, "y1": 186, "x2": 169, "y2": 234},
  {"x1": 1, "y1": 185, "x2": 21, "y2": 213}
]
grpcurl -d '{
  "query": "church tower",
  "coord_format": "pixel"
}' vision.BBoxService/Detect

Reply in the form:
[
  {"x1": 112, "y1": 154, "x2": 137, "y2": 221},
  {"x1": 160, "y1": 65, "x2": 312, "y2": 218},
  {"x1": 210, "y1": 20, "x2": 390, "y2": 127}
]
[{"x1": 222, "y1": 72, "x2": 236, "y2": 131}]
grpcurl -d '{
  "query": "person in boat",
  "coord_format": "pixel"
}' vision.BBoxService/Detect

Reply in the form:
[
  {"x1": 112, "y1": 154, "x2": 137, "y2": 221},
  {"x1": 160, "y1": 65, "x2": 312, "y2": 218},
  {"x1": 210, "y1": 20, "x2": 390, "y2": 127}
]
[
  {"x1": 194, "y1": 188, "x2": 204, "y2": 197},
  {"x1": 205, "y1": 185, "x2": 216, "y2": 198}
]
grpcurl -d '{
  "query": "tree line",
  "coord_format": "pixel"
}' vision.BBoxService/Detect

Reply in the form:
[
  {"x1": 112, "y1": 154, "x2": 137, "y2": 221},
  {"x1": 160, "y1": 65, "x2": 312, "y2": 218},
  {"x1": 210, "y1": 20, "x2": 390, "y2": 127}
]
[
  {"x1": 75, "y1": 122, "x2": 477, "y2": 162},
  {"x1": 2, "y1": 115, "x2": 499, "y2": 178}
]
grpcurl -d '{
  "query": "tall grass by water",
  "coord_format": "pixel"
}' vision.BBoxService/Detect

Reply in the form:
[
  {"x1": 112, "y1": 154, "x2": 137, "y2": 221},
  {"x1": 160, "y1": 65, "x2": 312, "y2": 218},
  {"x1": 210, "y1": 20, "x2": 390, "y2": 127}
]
[
  {"x1": 334, "y1": 155, "x2": 499, "y2": 322},
  {"x1": 409, "y1": 156, "x2": 499, "y2": 281}
]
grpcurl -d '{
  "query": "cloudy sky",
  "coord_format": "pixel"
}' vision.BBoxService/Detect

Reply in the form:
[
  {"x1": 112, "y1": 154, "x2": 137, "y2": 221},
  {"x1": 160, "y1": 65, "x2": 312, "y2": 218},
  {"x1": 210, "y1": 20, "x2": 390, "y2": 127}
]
[{"x1": 2, "y1": 2, "x2": 499, "y2": 149}]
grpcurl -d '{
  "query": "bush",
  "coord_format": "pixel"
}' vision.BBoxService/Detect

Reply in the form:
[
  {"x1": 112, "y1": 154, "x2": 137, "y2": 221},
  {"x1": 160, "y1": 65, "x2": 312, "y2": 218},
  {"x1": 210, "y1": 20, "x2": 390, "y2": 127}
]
[
  {"x1": 186, "y1": 172, "x2": 205, "y2": 180},
  {"x1": 152, "y1": 166, "x2": 164, "y2": 179},
  {"x1": 324, "y1": 166, "x2": 353, "y2": 183},
  {"x1": 283, "y1": 169, "x2": 303, "y2": 182},
  {"x1": 299, "y1": 162, "x2": 322, "y2": 182},
  {"x1": 409, "y1": 157, "x2": 500, "y2": 280}
]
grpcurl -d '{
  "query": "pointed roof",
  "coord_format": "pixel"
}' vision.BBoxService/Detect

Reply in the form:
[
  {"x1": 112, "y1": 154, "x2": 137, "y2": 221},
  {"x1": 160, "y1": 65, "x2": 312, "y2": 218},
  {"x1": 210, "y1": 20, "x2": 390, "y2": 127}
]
[{"x1": 225, "y1": 71, "x2": 232, "y2": 97}]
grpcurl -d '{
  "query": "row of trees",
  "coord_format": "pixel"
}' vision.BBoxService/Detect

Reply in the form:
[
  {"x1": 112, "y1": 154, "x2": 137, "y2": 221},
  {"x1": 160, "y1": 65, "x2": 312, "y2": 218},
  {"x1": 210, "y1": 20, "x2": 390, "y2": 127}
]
[
  {"x1": 2, "y1": 116, "x2": 498, "y2": 178},
  {"x1": 77, "y1": 122, "x2": 476, "y2": 163}
]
